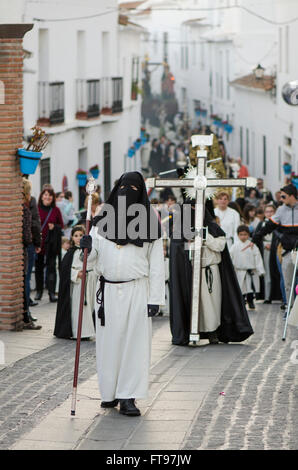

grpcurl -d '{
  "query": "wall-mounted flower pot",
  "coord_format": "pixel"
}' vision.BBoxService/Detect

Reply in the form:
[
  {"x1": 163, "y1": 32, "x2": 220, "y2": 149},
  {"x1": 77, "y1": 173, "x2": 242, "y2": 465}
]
[
  {"x1": 77, "y1": 173, "x2": 88, "y2": 186},
  {"x1": 17, "y1": 149, "x2": 42, "y2": 174},
  {"x1": 283, "y1": 164, "x2": 292, "y2": 175},
  {"x1": 291, "y1": 177, "x2": 298, "y2": 189},
  {"x1": 128, "y1": 148, "x2": 135, "y2": 158},
  {"x1": 225, "y1": 124, "x2": 233, "y2": 133},
  {"x1": 134, "y1": 140, "x2": 141, "y2": 150},
  {"x1": 90, "y1": 168, "x2": 100, "y2": 179}
]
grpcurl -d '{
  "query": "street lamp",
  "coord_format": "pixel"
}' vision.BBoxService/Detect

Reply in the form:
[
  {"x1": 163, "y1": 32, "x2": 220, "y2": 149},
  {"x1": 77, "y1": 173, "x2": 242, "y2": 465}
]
[{"x1": 253, "y1": 64, "x2": 265, "y2": 80}]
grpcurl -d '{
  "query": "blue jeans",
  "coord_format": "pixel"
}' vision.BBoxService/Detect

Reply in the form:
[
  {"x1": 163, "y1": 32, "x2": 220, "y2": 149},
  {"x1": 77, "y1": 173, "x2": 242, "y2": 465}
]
[
  {"x1": 25, "y1": 243, "x2": 36, "y2": 305},
  {"x1": 276, "y1": 253, "x2": 287, "y2": 304}
]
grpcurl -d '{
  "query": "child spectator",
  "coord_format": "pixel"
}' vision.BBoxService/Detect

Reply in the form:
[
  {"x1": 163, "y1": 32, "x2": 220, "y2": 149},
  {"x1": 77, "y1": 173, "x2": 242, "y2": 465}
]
[
  {"x1": 230, "y1": 225, "x2": 265, "y2": 309},
  {"x1": 61, "y1": 236, "x2": 71, "y2": 259},
  {"x1": 54, "y1": 226, "x2": 97, "y2": 340}
]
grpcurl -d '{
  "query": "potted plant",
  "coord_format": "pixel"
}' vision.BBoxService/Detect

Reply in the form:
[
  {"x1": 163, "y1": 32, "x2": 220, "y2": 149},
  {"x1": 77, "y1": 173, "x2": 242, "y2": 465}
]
[
  {"x1": 17, "y1": 126, "x2": 48, "y2": 174},
  {"x1": 283, "y1": 162, "x2": 292, "y2": 175},
  {"x1": 134, "y1": 138, "x2": 142, "y2": 150},
  {"x1": 128, "y1": 146, "x2": 135, "y2": 158},
  {"x1": 76, "y1": 169, "x2": 88, "y2": 186},
  {"x1": 89, "y1": 164, "x2": 100, "y2": 179}
]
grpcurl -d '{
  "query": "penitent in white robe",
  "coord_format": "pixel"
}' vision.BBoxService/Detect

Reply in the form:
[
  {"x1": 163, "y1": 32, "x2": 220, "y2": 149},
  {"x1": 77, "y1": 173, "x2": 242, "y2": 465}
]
[
  {"x1": 229, "y1": 240, "x2": 265, "y2": 295},
  {"x1": 90, "y1": 227, "x2": 165, "y2": 401},
  {"x1": 214, "y1": 207, "x2": 240, "y2": 248},
  {"x1": 200, "y1": 234, "x2": 226, "y2": 332},
  {"x1": 70, "y1": 248, "x2": 97, "y2": 339}
]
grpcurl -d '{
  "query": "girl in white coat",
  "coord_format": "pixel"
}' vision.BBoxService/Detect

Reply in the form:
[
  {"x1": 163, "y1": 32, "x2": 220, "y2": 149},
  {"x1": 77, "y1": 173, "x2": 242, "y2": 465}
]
[{"x1": 230, "y1": 225, "x2": 265, "y2": 309}]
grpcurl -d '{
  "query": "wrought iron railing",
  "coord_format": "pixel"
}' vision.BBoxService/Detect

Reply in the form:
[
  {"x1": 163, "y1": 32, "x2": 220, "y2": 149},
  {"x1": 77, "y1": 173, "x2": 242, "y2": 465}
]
[
  {"x1": 76, "y1": 79, "x2": 100, "y2": 118},
  {"x1": 101, "y1": 77, "x2": 123, "y2": 114},
  {"x1": 38, "y1": 81, "x2": 65, "y2": 125}
]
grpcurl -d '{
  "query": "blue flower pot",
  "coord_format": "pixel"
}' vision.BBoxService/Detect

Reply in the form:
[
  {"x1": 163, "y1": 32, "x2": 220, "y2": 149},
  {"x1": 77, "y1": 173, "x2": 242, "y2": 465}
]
[
  {"x1": 292, "y1": 177, "x2": 298, "y2": 189},
  {"x1": 134, "y1": 140, "x2": 141, "y2": 150},
  {"x1": 77, "y1": 173, "x2": 88, "y2": 186},
  {"x1": 90, "y1": 168, "x2": 100, "y2": 179},
  {"x1": 225, "y1": 124, "x2": 233, "y2": 133},
  {"x1": 128, "y1": 148, "x2": 135, "y2": 158},
  {"x1": 283, "y1": 164, "x2": 292, "y2": 175},
  {"x1": 17, "y1": 149, "x2": 42, "y2": 174}
]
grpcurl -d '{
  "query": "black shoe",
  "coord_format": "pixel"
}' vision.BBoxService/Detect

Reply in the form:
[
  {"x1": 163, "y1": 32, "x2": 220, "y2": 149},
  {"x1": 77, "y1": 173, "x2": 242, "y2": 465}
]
[
  {"x1": 49, "y1": 293, "x2": 58, "y2": 302},
  {"x1": 34, "y1": 291, "x2": 43, "y2": 301},
  {"x1": 248, "y1": 302, "x2": 255, "y2": 309},
  {"x1": 28, "y1": 313, "x2": 37, "y2": 322},
  {"x1": 263, "y1": 300, "x2": 271, "y2": 304},
  {"x1": 101, "y1": 399, "x2": 119, "y2": 408},
  {"x1": 119, "y1": 399, "x2": 141, "y2": 416},
  {"x1": 23, "y1": 321, "x2": 42, "y2": 330},
  {"x1": 208, "y1": 332, "x2": 219, "y2": 344},
  {"x1": 280, "y1": 303, "x2": 287, "y2": 311},
  {"x1": 29, "y1": 298, "x2": 38, "y2": 307}
]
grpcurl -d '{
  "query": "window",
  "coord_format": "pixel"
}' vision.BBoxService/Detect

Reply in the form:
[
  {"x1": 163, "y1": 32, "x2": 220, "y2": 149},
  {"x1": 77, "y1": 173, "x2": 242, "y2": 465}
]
[
  {"x1": 246, "y1": 128, "x2": 249, "y2": 165},
  {"x1": 263, "y1": 136, "x2": 267, "y2": 175},
  {"x1": 278, "y1": 146, "x2": 282, "y2": 181},
  {"x1": 200, "y1": 42, "x2": 205, "y2": 70},
  {"x1": 226, "y1": 50, "x2": 230, "y2": 100},
  {"x1": 219, "y1": 51, "x2": 223, "y2": 99},
  {"x1": 163, "y1": 32, "x2": 168, "y2": 62},
  {"x1": 279, "y1": 27, "x2": 282, "y2": 72},
  {"x1": 104, "y1": 142, "x2": 111, "y2": 201},
  {"x1": 285, "y1": 25, "x2": 289, "y2": 74},
  {"x1": 40, "y1": 158, "x2": 50, "y2": 190},
  {"x1": 192, "y1": 41, "x2": 196, "y2": 66}
]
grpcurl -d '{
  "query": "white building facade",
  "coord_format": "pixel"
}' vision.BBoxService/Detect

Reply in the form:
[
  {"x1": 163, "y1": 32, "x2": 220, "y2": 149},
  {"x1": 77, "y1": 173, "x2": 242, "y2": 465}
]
[
  {"x1": 1, "y1": 0, "x2": 144, "y2": 207},
  {"x1": 123, "y1": 0, "x2": 298, "y2": 194}
]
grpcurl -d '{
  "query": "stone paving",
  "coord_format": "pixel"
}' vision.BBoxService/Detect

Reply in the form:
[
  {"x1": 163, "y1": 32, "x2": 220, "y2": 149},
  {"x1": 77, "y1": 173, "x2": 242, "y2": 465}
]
[
  {"x1": 1, "y1": 298, "x2": 297, "y2": 450},
  {"x1": 183, "y1": 305, "x2": 298, "y2": 450}
]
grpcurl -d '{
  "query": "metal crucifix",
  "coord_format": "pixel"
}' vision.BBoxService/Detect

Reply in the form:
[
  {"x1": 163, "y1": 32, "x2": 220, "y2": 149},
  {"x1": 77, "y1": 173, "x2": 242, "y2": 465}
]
[{"x1": 146, "y1": 134, "x2": 256, "y2": 345}]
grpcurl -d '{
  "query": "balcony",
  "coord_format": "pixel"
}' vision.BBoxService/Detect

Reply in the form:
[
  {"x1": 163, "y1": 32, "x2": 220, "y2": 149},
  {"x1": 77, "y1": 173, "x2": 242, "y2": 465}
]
[
  {"x1": 101, "y1": 77, "x2": 123, "y2": 114},
  {"x1": 76, "y1": 79, "x2": 100, "y2": 119},
  {"x1": 38, "y1": 81, "x2": 65, "y2": 126}
]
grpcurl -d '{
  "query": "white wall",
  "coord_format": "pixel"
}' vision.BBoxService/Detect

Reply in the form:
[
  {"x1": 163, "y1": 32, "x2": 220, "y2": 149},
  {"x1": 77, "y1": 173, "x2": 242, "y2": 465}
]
[{"x1": 18, "y1": 0, "x2": 143, "y2": 208}]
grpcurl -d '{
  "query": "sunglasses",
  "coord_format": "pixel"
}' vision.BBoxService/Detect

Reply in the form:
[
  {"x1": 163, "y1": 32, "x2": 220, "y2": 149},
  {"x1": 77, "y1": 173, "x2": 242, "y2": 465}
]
[{"x1": 280, "y1": 195, "x2": 287, "y2": 199}]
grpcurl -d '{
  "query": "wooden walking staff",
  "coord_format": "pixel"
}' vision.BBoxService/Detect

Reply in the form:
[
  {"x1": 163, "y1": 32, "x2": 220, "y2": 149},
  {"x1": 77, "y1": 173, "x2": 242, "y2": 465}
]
[
  {"x1": 146, "y1": 134, "x2": 257, "y2": 345},
  {"x1": 71, "y1": 177, "x2": 96, "y2": 416}
]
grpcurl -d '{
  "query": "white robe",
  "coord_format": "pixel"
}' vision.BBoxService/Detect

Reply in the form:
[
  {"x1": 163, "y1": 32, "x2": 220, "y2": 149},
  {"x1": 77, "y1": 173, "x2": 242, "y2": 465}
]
[
  {"x1": 229, "y1": 240, "x2": 265, "y2": 295},
  {"x1": 200, "y1": 234, "x2": 226, "y2": 332},
  {"x1": 90, "y1": 227, "x2": 165, "y2": 401},
  {"x1": 70, "y1": 248, "x2": 97, "y2": 339},
  {"x1": 214, "y1": 207, "x2": 240, "y2": 248}
]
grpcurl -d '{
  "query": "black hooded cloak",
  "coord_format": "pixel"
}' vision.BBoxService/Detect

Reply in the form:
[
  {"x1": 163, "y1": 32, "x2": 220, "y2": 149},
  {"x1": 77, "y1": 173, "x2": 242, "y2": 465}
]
[
  {"x1": 53, "y1": 247, "x2": 79, "y2": 339},
  {"x1": 92, "y1": 171, "x2": 161, "y2": 247},
  {"x1": 169, "y1": 203, "x2": 254, "y2": 345}
]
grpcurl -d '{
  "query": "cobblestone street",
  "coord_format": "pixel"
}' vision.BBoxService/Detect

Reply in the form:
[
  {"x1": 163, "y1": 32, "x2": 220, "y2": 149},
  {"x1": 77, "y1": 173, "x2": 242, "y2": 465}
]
[{"x1": 0, "y1": 299, "x2": 297, "y2": 450}]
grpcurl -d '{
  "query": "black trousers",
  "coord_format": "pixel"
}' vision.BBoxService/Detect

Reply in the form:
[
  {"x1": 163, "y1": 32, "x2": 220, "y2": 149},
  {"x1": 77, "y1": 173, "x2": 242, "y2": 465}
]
[{"x1": 35, "y1": 252, "x2": 57, "y2": 295}]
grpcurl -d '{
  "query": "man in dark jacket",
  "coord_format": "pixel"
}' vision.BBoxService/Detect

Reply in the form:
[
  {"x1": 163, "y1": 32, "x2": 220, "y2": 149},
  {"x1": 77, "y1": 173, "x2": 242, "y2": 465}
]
[{"x1": 252, "y1": 184, "x2": 298, "y2": 307}]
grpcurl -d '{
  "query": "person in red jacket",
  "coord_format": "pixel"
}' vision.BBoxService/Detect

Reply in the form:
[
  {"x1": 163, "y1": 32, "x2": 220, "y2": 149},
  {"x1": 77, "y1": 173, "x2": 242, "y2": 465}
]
[
  {"x1": 237, "y1": 157, "x2": 250, "y2": 178},
  {"x1": 35, "y1": 188, "x2": 64, "y2": 302}
]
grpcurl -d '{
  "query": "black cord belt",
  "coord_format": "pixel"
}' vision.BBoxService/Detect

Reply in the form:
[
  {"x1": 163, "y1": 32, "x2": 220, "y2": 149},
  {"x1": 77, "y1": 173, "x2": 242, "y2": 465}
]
[
  {"x1": 96, "y1": 275, "x2": 135, "y2": 326},
  {"x1": 247, "y1": 269, "x2": 256, "y2": 293},
  {"x1": 205, "y1": 266, "x2": 214, "y2": 294}
]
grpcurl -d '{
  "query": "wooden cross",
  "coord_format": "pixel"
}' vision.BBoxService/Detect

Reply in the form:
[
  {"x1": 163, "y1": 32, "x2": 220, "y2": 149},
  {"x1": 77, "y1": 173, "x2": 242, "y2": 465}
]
[{"x1": 146, "y1": 134, "x2": 256, "y2": 344}]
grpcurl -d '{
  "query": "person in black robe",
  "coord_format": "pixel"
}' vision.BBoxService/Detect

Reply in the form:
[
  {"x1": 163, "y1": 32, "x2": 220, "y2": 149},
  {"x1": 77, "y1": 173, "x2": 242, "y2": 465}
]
[
  {"x1": 53, "y1": 245, "x2": 79, "y2": 339},
  {"x1": 169, "y1": 199, "x2": 254, "y2": 345}
]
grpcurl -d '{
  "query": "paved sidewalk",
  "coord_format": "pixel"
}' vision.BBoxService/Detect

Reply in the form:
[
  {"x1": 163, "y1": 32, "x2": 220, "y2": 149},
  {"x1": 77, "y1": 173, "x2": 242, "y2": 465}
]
[{"x1": 0, "y1": 298, "x2": 297, "y2": 450}]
